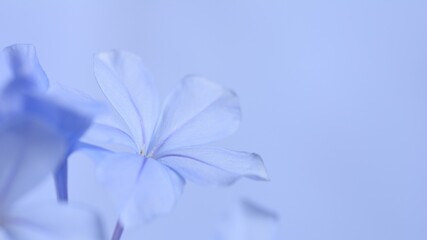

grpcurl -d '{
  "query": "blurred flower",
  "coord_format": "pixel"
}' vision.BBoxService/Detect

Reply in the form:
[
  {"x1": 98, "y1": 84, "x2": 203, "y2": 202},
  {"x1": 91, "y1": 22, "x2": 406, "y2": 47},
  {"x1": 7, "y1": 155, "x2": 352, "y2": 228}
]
[
  {"x1": 0, "y1": 44, "x2": 93, "y2": 149},
  {"x1": 1, "y1": 44, "x2": 99, "y2": 201},
  {"x1": 0, "y1": 64, "x2": 104, "y2": 239},
  {"x1": 0, "y1": 44, "x2": 49, "y2": 93},
  {"x1": 216, "y1": 199, "x2": 279, "y2": 240},
  {"x1": 84, "y1": 50, "x2": 269, "y2": 227}
]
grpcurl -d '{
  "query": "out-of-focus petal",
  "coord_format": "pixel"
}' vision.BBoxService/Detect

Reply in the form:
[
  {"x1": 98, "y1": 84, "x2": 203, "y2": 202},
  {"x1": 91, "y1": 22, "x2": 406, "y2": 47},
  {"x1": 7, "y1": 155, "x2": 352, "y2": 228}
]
[
  {"x1": 158, "y1": 147, "x2": 268, "y2": 186},
  {"x1": 216, "y1": 200, "x2": 279, "y2": 240},
  {"x1": 22, "y1": 95, "x2": 92, "y2": 147},
  {"x1": 96, "y1": 153, "x2": 184, "y2": 227},
  {"x1": 0, "y1": 115, "x2": 67, "y2": 209},
  {"x1": 0, "y1": 92, "x2": 92, "y2": 207},
  {"x1": 149, "y1": 76, "x2": 241, "y2": 155},
  {"x1": 94, "y1": 50, "x2": 160, "y2": 151},
  {"x1": 4, "y1": 203, "x2": 105, "y2": 240},
  {"x1": 1, "y1": 44, "x2": 49, "y2": 92},
  {"x1": 0, "y1": 229, "x2": 8, "y2": 239}
]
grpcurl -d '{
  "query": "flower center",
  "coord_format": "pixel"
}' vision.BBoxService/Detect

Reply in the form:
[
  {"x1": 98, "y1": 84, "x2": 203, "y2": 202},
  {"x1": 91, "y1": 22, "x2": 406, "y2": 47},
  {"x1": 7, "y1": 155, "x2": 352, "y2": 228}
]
[{"x1": 139, "y1": 149, "x2": 154, "y2": 159}]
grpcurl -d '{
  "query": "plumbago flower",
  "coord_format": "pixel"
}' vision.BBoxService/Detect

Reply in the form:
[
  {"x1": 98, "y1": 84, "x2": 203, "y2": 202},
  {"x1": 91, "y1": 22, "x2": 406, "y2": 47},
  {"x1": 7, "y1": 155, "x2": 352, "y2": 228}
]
[
  {"x1": 1, "y1": 44, "x2": 100, "y2": 201},
  {"x1": 0, "y1": 60, "x2": 104, "y2": 239},
  {"x1": 84, "y1": 50, "x2": 269, "y2": 230}
]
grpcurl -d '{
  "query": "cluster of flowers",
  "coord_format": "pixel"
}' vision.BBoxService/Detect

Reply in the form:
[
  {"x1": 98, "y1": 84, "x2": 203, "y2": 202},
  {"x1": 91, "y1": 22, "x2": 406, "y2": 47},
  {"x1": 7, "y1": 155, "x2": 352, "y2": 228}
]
[{"x1": 0, "y1": 44, "x2": 271, "y2": 240}]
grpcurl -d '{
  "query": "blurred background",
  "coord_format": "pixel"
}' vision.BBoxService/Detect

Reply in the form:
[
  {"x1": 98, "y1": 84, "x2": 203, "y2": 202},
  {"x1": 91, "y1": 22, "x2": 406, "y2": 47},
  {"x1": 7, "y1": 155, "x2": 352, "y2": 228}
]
[{"x1": 1, "y1": 1, "x2": 427, "y2": 239}]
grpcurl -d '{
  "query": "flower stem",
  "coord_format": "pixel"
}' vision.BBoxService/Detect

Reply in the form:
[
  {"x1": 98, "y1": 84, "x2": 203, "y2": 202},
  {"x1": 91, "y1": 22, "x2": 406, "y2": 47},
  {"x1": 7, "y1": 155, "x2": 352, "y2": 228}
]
[
  {"x1": 54, "y1": 158, "x2": 68, "y2": 202},
  {"x1": 111, "y1": 222, "x2": 124, "y2": 240}
]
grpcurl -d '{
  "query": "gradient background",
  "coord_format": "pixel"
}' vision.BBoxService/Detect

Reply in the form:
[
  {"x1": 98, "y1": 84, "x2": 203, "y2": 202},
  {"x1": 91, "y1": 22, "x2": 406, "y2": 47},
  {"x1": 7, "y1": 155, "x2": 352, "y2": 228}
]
[{"x1": 1, "y1": 1, "x2": 427, "y2": 239}]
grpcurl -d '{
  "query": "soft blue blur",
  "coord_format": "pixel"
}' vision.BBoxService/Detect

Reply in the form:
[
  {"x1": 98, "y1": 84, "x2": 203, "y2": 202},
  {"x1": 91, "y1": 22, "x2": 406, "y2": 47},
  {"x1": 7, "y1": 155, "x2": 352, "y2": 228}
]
[{"x1": 1, "y1": 1, "x2": 426, "y2": 239}]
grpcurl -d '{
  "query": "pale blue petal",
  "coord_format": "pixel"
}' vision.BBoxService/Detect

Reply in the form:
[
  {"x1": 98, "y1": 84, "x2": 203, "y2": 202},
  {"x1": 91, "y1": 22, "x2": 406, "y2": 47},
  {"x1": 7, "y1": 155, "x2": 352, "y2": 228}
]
[
  {"x1": 149, "y1": 76, "x2": 241, "y2": 156},
  {"x1": 96, "y1": 153, "x2": 184, "y2": 227},
  {"x1": 81, "y1": 123, "x2": 138, "y2": 153},
  {"x1": 47, "y1": 82, "x2": 105, "y2": 118},
  {"x1": 4, "y1": 202, "x2": 105, "y2": 240},
  {"x1": 0, "y1": 93, "x2": 92, "y2": 206},
  {"x1": 74, "y1": 142, "x2": 114, "y2": 166},
  {"x1": 0, "y1": 115, "x2": 68, "y2": 209},
  {"x1": 94, "y1": 50, "x2": 160, "y2": 151},
  {"x1": 0, "y1": 229, "x2": 8, "y2": 239},
  {"x1": 47, "y1": 83, "x2": 98, "y2": 202},
  {"x1": 94, "y1": 108, "x2": 130, "y2": 131},
  {"x1": 158, "y1": 147, "x2": 268, "y2": 186},
  {"x1": 1, "y1": 44, "x2": 49, "y2": 93},
  {"x1": 216, "y1": 200, "x2": 279, "y2": 240},
  {"x1": 22, "y1": 95, "x2": 92, "y2": 147},
  {"x1": 120, "y1": 158, "x2": 185, "y2": 226},
  {"x1": 96, "y1": 153, "x2": 142, "y2": 215},
  {"x1": 85, "y1": 103, "x2": 138, "y2": 152}
]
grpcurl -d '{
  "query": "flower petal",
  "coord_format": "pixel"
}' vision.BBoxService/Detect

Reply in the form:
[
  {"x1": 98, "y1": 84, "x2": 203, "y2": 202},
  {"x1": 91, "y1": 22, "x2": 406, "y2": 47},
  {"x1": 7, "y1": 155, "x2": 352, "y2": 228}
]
[
  {"x1": 1, "y1": 44, "x2": 49, "y2": 92},
  {"x1": 81, "y1": 123, "x2": 138, "y2": 153},
  {"x1": 74, "y1": 142, "x2": 114, "y2": 166},
  {"x1": 4, "y1": 203, "x2": 105, "y2": 240},
  {"x1": 22, "y1": 95, "x2": 92, "y2": 147},
  {"x1": 96, "y1": 153, "x2": 184, "y2": 227},
  {"x1": 149, "y1": 76, "x2": 241, "y2": 156},
  {"x1": 94, "y1": 50, "x2": 160, "y2": 151},
  {"x1": 158, "y1": 147, "x2": 269, "y2": 186},
  {"x1": 120, "y1": 158, "x2": 185, "y2": 226},
  {"x1": 96, "y1": 153, "x2": 142, "y2": 215},
  {"x1": 47, "y1": 82, "x2": 105, "y2": 118},
  {"x1": 0, "y1": 229, "x2": 8, "y2": 239},
  {"x1": 47, "y1": 82, "x2": 136, "y2": 151},
  {"x1": 0, "y1": 115, "x2": 68, "y2": 208},
  {"x1": 0, "y1": 93, "x2": 92, "y2": 208}
]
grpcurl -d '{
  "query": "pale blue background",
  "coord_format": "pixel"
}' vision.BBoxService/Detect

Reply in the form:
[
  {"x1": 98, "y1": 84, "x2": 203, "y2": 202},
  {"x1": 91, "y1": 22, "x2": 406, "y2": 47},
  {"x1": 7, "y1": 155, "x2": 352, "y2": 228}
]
[{"x1": 1, "y1": 1, "x2": 427, "y2": 239}]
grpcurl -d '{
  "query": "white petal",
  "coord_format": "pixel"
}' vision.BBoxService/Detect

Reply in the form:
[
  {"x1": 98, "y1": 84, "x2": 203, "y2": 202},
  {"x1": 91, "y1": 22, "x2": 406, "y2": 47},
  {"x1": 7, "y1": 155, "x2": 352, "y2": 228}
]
[
  {"x1": 94, "y1": 50, "x2": 160, "y2": 150},
  {"x1": 0, "y1": 115, "x2": 67, "y2": 209},
  {"x1": 158, "y1": 147, "x2": 268, "y2": 186},
  {"x1": 3, "y1": 203, "x2": 105, "y2": 240},
  {"x1": 150, "y1": 76, "x2": 241, "y2": 156}
]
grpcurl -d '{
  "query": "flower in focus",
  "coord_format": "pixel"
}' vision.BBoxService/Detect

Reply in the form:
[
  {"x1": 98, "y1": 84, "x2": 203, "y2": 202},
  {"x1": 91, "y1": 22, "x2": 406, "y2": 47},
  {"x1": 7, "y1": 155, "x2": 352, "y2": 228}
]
[
  {"x1": 0, "y1": 67, "x2": 104, "y2": 239},
  {"x1": 84, "y1": 50, "x2": 269, "y2": 227},
  {"x1": 215, "y1": 199, "x2": 279, "y2": 240}
]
